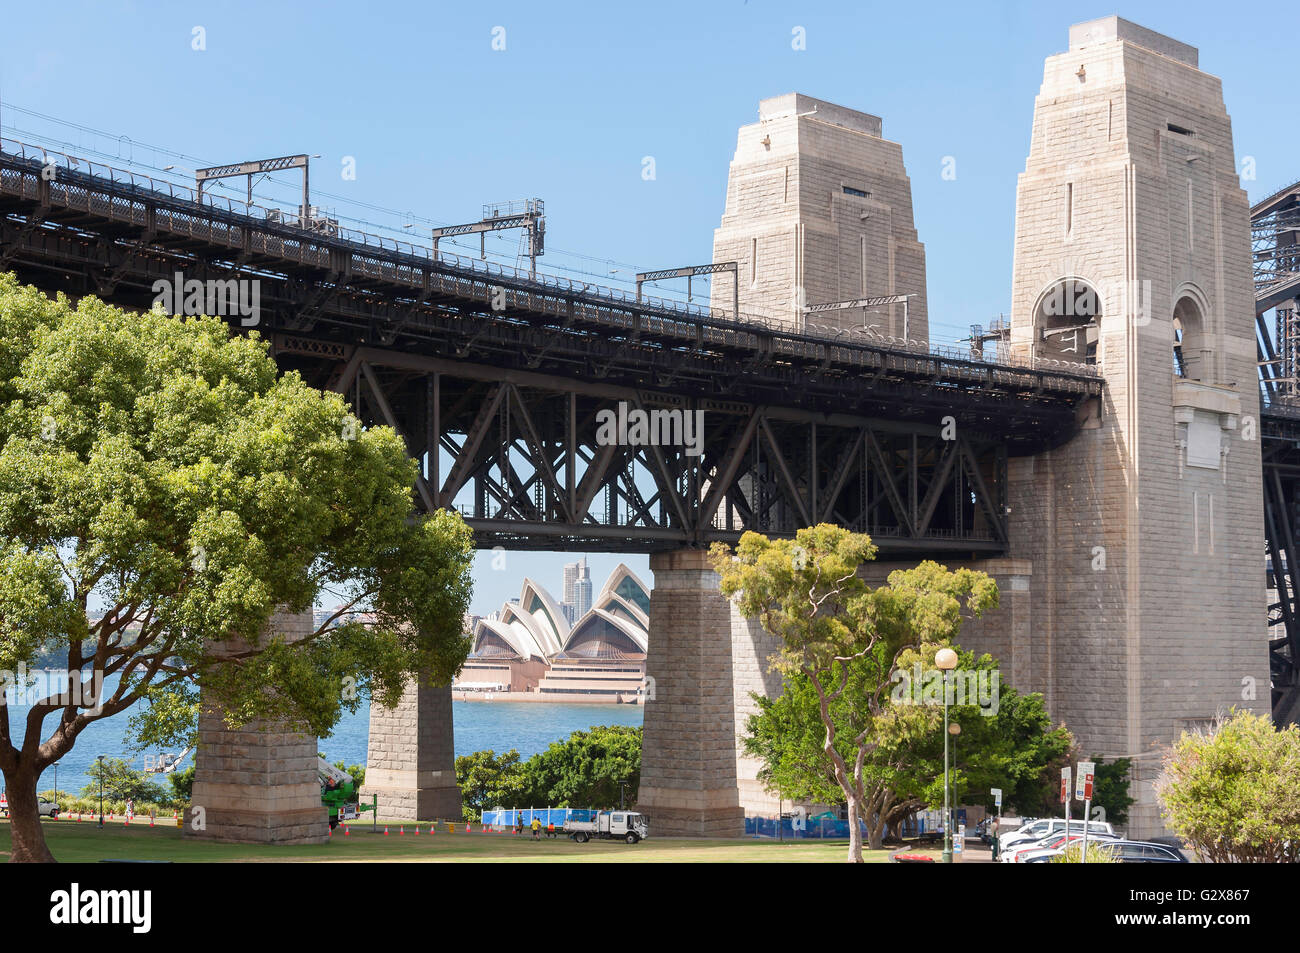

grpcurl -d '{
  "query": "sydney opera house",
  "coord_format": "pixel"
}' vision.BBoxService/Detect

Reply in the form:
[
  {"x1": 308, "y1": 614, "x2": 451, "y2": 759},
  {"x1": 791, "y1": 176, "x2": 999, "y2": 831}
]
[{"x1": 453, "y1": 564, "x2": 651, "y2": 703}]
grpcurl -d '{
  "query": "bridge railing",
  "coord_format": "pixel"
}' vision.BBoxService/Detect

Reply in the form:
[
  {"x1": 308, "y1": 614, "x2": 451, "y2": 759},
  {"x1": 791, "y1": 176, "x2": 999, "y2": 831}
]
[
  {"x1": 1260, "y1": 380, "x2": 1300, "y2": 419},
  {"x1": 0, "y1": 137, "x2": 1100, "y2": 384}
]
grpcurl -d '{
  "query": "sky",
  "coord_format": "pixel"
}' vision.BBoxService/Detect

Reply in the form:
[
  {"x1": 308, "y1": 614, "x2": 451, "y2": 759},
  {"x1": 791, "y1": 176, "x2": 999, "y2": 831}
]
[{"x1": 3, "y1": 0, "x2": 1296, "y2": 613}]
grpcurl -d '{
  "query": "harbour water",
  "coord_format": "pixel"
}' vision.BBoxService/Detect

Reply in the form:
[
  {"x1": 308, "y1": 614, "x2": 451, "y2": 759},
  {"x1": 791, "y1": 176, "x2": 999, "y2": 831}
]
[{"x1": 3, "y1": 677, "x2": 643, "y2": 795}]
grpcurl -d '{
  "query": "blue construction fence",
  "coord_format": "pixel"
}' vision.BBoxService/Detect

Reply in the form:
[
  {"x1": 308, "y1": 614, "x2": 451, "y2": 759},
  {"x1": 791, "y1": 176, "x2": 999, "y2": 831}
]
[
  {"x1": 481, "y1": 808, "x2": 599, "y2": 827},
  {"x1": 745, "y1": 814, "x2": 937, "y2": 840}
]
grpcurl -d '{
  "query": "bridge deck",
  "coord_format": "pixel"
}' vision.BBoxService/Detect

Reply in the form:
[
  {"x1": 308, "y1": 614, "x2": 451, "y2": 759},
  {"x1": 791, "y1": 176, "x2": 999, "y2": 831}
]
[{"x1": 0, "y1": 139, "x2": 1099, "y2": 456}]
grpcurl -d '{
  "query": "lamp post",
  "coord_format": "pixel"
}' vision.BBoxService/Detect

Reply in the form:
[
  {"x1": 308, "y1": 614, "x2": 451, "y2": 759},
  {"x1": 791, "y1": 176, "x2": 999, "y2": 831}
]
[
  {"x1": 53, "y1": 761, "x2": 59, "y2": 811},
  {"x1": 949, "y1": 722, "x2": 962, "y2": 857},
  {"x1": 935, "y1": 647, "x2": 959, "y2": 864},
  {"x1": 97, "y1": 755, "x2": 104, "y2": 829}
]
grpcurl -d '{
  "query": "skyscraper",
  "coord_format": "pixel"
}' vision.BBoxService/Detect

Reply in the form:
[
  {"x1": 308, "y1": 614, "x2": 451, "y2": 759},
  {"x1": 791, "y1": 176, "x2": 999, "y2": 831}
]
[{"x1": 563, "y1": 557, "x2": 592, "y2": 621}]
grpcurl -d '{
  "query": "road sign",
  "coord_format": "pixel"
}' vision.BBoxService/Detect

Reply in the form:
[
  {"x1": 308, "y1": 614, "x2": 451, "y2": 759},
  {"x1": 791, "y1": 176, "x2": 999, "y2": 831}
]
[
  {"x1": 1075, "y1": 761, "x2": 1095, "y2": 801},
  {"x1": 991, "y1": 787, "x2": 1002, "y2": 809},
  {"x1": 1060, "y1": 767, "x2": 1071, "y2": 803}
]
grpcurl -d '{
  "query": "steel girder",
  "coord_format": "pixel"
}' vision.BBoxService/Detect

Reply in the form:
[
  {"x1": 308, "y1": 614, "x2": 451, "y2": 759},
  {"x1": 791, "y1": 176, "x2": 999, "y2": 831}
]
[
  {"x1": 1263, "y1": 432, "x2": 1300, "y2": 719},
  {"x1": 298, "y1": 340, "x2": 1010, "y2": 556}
]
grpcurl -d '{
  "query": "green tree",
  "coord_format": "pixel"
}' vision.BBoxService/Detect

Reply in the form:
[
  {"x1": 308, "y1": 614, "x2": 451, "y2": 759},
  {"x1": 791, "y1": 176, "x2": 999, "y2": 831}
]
[
  {"x1": 1089, "y1": 756, "x2": 1134, "y2": 827},
  {"x1": 168, "y1": 765, "x2": 195, "y2": 804},
  {"x1": 712, "y1": 527, "x2": 998, "y2": 862},
  {"x1": 1157, "y1": 709, "x2": 1300, "y2": 862},
  {"x1": 455, "y1": 748, "x2": 526, "y2": 821},
  {"x1": 0, "y1": 275, "x2": 475, "y2": 862},
  {"x1": 79, "y1": 758, "x2": 167, "y2": 803},
  {"x1": 517, "y1": 726, "x2": 641, "y2": 809},
  {"x1": 743, "y1": 641, "x2": 1070, "y2": 848}
]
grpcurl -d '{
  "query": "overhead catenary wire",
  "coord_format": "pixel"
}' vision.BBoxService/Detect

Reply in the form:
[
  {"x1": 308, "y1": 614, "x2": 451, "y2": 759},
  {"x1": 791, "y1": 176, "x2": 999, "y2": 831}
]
[{"x1": 0, "y1": 103, "x2": 746, "y2": 309}]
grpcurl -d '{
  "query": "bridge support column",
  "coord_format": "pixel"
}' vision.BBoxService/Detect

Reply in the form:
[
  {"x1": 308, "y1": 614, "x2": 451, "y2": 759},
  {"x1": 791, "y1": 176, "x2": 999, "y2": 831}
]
[
  {"x1": 638, "y1": 549, "x2": 746, "y2": 836},
  {"x1": 359, "y1": 677, "x2": 461, "y2": 822},
  {"x1": 184, "y1": 609, "x2": 328, "y2": 845}
]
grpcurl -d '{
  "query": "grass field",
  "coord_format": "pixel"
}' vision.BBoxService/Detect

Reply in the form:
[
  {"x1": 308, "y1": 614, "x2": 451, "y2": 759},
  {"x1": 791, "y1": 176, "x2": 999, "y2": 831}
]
[{"x1": 0, "y1": 817, "x2": 925, "y2": 863}]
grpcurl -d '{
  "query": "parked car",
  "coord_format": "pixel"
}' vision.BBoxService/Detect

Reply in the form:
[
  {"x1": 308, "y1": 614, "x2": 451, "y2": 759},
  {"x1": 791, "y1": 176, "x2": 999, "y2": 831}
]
[
  {"x1": 0, "y1": 797, "x2": 59, "y2": 819},
  {"x1": 984, "y1": 816, "x2": 1031, "y2": 845},
  {"x1": 1097, "y1": 840, "x2": 1189, "y2": 863},
  {"x1": 999, "y1": 818, "x2": 1115, "y2": 857},
  {"x1": 1007, "y1": 831, "x2": 1121, "y2": 863}
]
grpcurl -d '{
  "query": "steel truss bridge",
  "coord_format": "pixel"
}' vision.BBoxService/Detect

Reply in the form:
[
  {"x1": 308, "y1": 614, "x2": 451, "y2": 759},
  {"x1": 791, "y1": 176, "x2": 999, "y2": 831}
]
[
  {"x1": 1254, "y1": 178, "x2": 1300, "y2": 719},
  {"x1": 8, "y1": 136, "x2": 1300, "y2": 718},
  {"x1": 0, "y1": 138, "x2": 1101, "y2": 561}
]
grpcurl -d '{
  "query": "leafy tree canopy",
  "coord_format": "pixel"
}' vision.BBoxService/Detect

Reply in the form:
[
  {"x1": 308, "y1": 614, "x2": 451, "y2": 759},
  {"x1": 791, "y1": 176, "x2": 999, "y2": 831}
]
[
  {"x1": 1157, "y1": 709, "x2": 1300, "y2": 863},
  {"x1": 0, "y1": 275, "x2": 474, "y2": 861}
]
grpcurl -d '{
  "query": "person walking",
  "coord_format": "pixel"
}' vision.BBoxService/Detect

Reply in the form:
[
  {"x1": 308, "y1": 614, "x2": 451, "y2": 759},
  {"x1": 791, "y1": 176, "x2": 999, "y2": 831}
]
[{"x1": 531, "y1": 816, "x2": 542, "y2": 840}]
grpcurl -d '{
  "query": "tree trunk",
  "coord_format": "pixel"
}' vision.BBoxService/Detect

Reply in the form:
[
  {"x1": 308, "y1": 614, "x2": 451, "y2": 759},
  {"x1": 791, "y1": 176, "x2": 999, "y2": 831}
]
[
  {"x1": 867, "y1": 811, "x2": 886, "y2": 850},
  {"x1": 845, "y1": 792, "x2": 864, "y2": 863},
  {"x1": 3, "y1": 766, "x2": 56, "y2": 863},
  {"x1": 863, "y1": 792, "x2": 886, "y2": 850}
]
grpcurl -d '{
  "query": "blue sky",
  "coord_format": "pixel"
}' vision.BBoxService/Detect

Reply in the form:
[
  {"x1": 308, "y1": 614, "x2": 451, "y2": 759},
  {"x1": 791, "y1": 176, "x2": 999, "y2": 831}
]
[{"x1": 3, "y1": 0, "x2": 1295, "y2": 613}]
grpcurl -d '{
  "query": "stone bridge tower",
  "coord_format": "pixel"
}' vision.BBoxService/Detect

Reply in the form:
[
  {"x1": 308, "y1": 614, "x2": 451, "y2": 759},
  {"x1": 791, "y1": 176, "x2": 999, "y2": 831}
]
[
  {"x1": 710, "y1": 93, "x2": 928, "y2": 341},
  {"x1": 1003, "y1": 17, "x2": 1269, "y2": 836}
]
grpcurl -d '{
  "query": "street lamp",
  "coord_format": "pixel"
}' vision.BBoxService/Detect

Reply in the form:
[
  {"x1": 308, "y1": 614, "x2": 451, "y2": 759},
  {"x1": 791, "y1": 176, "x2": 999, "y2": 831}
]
[
  {"x1": 53, "y1": 761, "x2": 59, "y2": 810},
  {"x1": 97, "y1": 755, "x2": 105, "y2": 829},
  {"x1": 948, "y1": 722, "x2": 962, "y2": 853},
  {"x1": 935, "y1": 647, "x2": 959, "y2": 863}
]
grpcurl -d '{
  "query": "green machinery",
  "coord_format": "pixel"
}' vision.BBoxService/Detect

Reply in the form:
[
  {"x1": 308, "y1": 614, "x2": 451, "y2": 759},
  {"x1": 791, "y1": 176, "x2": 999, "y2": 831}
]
[{"x1": 318, "y1": 757, "x2": 373, "y2": 828}]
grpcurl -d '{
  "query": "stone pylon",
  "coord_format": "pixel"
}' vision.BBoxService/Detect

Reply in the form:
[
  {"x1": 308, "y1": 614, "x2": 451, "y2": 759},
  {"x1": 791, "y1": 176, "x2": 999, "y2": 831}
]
[
  {"x1": 1003, "y1": 17, "x2": 1269, "y2": 836},
  {"x1": 184, "y1": 608, "x2": 328, "y2": 845},
  {"x1": 711, "y1": 93, "x2": 928, "y2": 341},
  {"x1": 706, "y1": 93, "x2": 932, "y2": 824},
  {"x1": 637, "y1": 549, "x2": 746, "y2": 836},
  {"x1": 359, "y1": 677, "x2": 461, "y2": 822}
]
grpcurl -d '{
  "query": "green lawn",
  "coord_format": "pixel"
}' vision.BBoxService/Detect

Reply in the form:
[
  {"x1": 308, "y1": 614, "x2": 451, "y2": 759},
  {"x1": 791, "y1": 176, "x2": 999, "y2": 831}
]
[{"x1": 0, "y1": 817, "x2": 920, "y2": 863}]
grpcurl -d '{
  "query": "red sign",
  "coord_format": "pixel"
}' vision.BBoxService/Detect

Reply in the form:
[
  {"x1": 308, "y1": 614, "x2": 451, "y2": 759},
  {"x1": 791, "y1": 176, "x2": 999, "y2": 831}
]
[{"x1": 1076, "y1": 761, "x2": 1096, "y2": 802}]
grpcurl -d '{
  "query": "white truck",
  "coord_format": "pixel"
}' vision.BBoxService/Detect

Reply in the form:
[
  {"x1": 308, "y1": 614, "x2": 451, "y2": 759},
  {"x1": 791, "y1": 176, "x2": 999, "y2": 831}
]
[
  {"x1": 566, "y1": 810, "x2": 648, "y2": 844},
  {"x1": 0, "y1": 796, "x2": 60, "y2": 819}
]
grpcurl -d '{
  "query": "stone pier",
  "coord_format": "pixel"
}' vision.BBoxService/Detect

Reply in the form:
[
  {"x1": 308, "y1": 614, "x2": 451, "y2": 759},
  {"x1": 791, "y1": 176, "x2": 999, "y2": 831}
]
[
  {"x1": 637, "y1": 549, "x2": 746, "y2": 836},
  {"x1": 185, "y1": 609, "x2": 328, "y2": 845},
  {"x1": 359, "y1": 677, "x2": 461, "y2": 822}
]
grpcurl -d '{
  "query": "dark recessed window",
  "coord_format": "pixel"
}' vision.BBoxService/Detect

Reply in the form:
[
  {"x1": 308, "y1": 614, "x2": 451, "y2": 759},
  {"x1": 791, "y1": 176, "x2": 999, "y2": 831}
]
[
  {"x1": 842, "y1": 186, "x2": 869, "y2": 198},
  {"x1": 1167, "y1": 122, "x2": 1194, "y2": 137}
]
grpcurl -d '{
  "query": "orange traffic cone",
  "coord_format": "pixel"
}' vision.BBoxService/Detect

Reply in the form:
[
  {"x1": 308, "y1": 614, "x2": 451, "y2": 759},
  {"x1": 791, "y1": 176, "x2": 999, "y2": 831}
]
[
  {"x1": 413, "y1": 825, "x2": 419, "y2": 836},
  {"x1": 383, "y1": 825, "x2": 389, "y2": 836},
  {"x1": 465, "y1": 822, "x2": 470, "y2": 833},
  {"x1": 399, "y1": 825, "x2": 405, "y2": 835},
  {"x1": 344, "y1": 824, "x2": 350, "y2": 836},
  {"x1": 149, "y1": 815, "x2": 155, "y2": 828}
]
